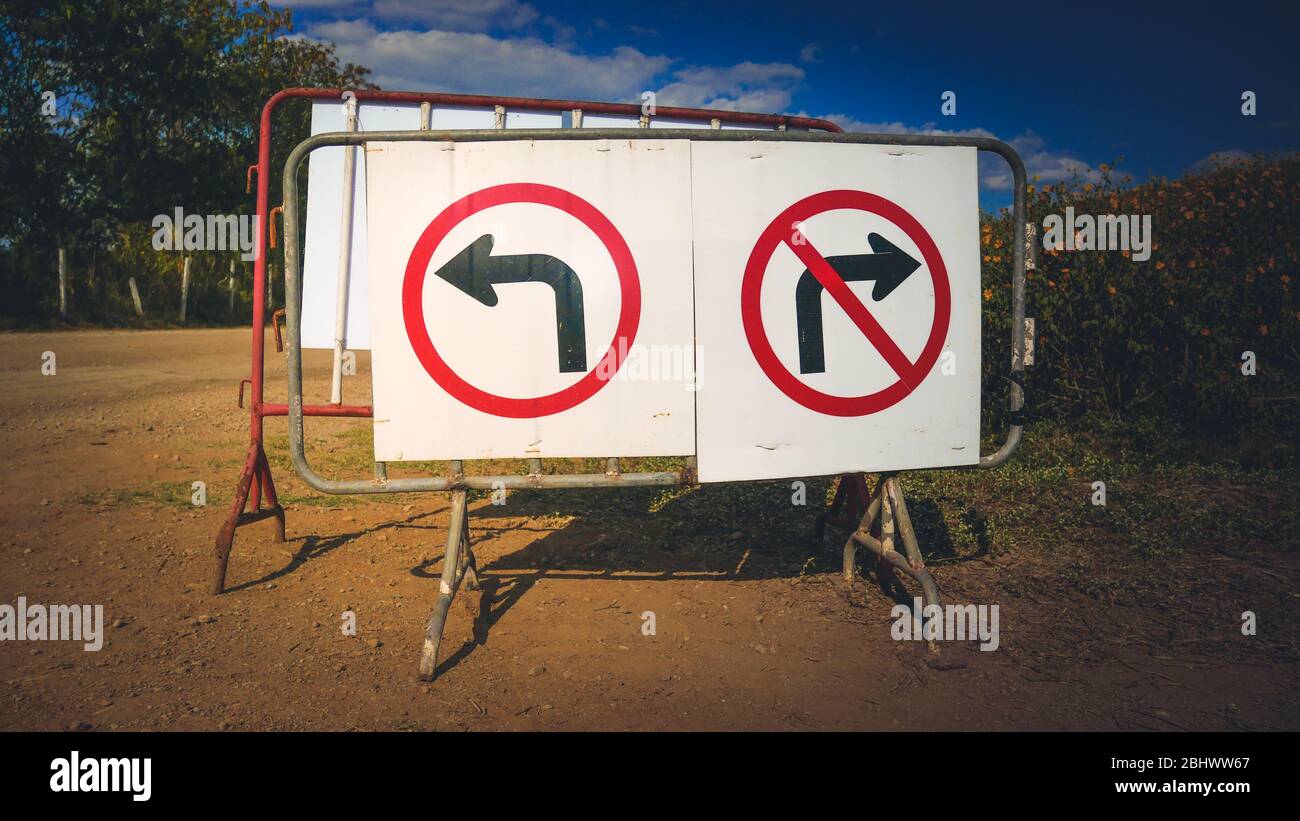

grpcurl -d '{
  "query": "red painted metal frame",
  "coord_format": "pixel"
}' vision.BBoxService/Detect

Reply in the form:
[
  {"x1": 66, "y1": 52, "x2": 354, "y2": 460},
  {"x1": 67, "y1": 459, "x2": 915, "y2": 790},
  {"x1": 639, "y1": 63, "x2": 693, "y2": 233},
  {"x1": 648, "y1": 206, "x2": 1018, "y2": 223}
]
[{"x1": 211, "y1": 87, "x2": 843, "y2": 595}]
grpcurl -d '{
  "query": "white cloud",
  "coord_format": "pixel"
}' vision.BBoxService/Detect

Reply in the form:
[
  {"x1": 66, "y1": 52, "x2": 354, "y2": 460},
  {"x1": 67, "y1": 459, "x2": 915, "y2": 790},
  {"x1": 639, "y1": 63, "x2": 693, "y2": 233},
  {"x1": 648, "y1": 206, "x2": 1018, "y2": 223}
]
[
  {"x1": 813, "y1": 114, "x2": 1093, "y2": 191},
  {"x1": 274, "y1": 0, "x2": 540, "y2": 31},
  {"x1": 1007, "y1": 130, "x2": 1093, "y2": 188},
  {"x1": 298, "y1": 20, "x2": 807, "y2": 112},
  {"x1": 299, "y1": 20, "x2": 671, "y2": 99},
  {"x1": 656, "y1": 62, "x2": 804, "y2": 111},
  {"x1": 799, "y1": 43, "x2": 821, "y2": 63},
  {"x1": 272, "y1": 0, "x2": 363, "y2": 8},
  {"x1": 372, "y1": 0, "x2": 539, "y2": 30}
]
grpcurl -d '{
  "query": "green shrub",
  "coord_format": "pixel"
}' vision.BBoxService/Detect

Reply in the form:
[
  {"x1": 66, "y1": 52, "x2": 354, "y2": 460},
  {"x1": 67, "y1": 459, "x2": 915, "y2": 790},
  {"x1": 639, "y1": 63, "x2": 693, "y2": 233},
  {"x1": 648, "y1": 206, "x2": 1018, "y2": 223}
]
[{"x1": 980, "y1": 154, "x2": 1299, "y2": 465}]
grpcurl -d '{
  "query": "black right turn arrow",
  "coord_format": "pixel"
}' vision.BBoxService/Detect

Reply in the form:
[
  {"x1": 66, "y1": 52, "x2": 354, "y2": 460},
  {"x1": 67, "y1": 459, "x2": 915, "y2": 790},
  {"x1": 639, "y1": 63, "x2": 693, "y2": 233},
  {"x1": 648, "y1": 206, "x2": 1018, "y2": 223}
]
[{"x1": 795, "y1": 233, "x2": 921, "y2": 374}]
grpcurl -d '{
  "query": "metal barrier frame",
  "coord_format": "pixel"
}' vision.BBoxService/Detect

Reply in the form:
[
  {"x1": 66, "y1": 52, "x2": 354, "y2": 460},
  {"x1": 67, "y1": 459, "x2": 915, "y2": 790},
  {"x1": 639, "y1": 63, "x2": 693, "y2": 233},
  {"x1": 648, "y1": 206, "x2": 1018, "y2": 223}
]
[
  {"x1": 278, "y1": 127, "x2": 1027, "y2": 678},
  {"x1": 214, "y1": 89, "x2": 1027, "y2": 682},
  {"x1": 279, "y1": 127, "x2": 1025, "y2": 498}
]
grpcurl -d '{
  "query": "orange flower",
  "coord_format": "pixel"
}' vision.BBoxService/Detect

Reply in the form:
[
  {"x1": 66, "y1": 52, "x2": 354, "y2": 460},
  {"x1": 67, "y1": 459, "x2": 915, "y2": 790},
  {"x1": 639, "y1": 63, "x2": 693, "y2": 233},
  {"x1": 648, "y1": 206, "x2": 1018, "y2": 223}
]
[
  {"x1": 1183, "y1": 210, "x2": 1195, "y2": 220},
  {"x1": 1107, "y1": 285, "x2": 1117, "y2": 295},
  {"x1": 983, "y1": 288, "x2": 992, "y2": 301},
  {"x1": 1259, "y1": 324, "x2": 1269, "y2": 336},
  {"x1": 1155, "y1": 261, "x2": 1165, "y2": 270}
]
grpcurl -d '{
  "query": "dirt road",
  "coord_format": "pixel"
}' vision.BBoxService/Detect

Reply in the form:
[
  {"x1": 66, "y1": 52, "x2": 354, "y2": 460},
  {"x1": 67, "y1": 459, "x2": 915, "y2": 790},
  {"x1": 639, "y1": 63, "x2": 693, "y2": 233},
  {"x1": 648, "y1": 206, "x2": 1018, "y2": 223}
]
[{"x1": 1, "y1": 328, "x2": 1296, "y2": 730}]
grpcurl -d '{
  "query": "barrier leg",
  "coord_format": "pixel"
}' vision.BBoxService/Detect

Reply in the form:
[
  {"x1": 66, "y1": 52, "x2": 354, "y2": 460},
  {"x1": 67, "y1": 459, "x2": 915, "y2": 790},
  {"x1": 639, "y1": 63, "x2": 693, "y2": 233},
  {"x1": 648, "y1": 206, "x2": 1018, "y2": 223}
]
[
  {"x1": 212, "y1": 442, "x2": 285, "y2": 594},
  {"x1": 843, "y1": 474, "x2": 941, "y2": 652},
  {"x1": 418, "y1": 489, "x2": 471, "y2": 681},
  {"x1": 256, "y1": 448, "x2": 287, "y2": 544},
  {"x1": 458, "y1": 509, "x2": 480, "y2": 592},
  {"x1": 843, "y1": 482, "x2": 883, "y2": 587}
]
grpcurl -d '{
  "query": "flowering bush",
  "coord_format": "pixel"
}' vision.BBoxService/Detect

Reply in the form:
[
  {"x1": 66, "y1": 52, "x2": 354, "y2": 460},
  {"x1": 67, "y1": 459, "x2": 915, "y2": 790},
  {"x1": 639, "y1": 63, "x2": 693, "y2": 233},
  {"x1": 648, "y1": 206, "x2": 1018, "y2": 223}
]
[{"x1": 980, "y1": 154, "x2": 1298, "y2": 463}]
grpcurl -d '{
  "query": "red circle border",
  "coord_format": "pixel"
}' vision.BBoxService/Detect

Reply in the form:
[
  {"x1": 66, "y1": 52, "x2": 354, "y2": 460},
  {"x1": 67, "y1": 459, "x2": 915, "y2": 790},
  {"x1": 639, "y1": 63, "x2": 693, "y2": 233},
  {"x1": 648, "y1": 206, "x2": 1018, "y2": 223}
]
[
  {"x1": 740, "y1": 190, "x2": 951, "y2": 417},
  {"x1": 402, "y1": 183, "x2": 641, "y2": 418}
]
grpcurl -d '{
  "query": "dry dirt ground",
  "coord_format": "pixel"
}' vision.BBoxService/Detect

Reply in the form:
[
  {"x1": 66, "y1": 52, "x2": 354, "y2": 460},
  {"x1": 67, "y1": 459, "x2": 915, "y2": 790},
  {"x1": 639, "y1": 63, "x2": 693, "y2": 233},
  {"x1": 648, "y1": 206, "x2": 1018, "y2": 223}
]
[{"x1": 1, "y1": 327, "x2": 1296, "y2": 731}]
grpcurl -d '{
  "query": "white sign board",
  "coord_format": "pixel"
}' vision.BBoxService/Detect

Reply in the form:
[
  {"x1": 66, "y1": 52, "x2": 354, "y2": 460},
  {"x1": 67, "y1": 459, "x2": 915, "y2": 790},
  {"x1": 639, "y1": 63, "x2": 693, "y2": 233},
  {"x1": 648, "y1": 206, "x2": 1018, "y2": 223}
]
[
  {"x1": 359, "y1": 136, "x2": 980, "y2": 476},
  {"x1": 691, "y1": 142, "x2": 981, "y2": 482},
  {"x1": 301, "y1": 102, "x2": 562, "y2": 350},
  {"x1": 364, "y1": 140, "x2": 697, "y2": 460}
]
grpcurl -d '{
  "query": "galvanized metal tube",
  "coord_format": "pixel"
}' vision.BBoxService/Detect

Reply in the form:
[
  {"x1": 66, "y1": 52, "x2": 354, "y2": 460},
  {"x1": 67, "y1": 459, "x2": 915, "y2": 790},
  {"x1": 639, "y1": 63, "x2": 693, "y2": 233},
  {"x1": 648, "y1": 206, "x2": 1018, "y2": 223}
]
[
  {"x1": 978, "y1": 140, "x2": 1027, "y2": 469},
  {"x1": 418, "y1": 488, "x2": 467, "y2": 680},
  {"x1": 885, "y1": 477, "x2": 926, "y2": 569},
  {"x1": 850, "y1": 533, "x2": 941, "y2": 614},
  {"x1": 844, "y1": 493, "x2": 883, "y2": 584},
  {"x1": 282, "y1": 127, "x2": 1027, "y2": 494}
]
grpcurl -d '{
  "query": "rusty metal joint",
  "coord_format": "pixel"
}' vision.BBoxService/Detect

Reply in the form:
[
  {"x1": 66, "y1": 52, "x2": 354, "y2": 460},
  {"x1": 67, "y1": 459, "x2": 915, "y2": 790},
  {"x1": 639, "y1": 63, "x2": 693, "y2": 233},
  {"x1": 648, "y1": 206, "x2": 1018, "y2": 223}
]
[
  {"x1": 272, "y1": 308, "x2": 286, "y2": 353},
  {"x1": 269, "y1": 205, "x2": 284, "y2": 249}
]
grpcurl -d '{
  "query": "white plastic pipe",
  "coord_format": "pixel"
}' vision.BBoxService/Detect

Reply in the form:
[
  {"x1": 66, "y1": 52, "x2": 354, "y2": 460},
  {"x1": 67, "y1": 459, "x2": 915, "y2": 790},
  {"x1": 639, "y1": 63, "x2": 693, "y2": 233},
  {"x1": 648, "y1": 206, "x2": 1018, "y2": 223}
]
[{"x1": 330, "y1": 91, "x2": 359, "y2": 405}]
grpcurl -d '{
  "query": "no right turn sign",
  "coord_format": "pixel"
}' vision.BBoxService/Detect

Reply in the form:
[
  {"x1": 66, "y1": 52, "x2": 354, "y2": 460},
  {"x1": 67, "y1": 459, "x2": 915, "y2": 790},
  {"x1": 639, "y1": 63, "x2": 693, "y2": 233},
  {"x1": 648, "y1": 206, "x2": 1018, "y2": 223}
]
[{"x1": 691, "y1": 141, "x2": 982, "y2": 482}]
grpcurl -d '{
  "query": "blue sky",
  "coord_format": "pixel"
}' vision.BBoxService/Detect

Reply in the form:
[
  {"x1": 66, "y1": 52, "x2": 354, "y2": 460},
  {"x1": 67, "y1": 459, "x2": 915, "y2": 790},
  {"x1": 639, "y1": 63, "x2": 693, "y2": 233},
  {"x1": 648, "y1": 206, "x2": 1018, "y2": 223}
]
[{"x1": 275, "y1": 0, "x2": 1299, "y2": 208}]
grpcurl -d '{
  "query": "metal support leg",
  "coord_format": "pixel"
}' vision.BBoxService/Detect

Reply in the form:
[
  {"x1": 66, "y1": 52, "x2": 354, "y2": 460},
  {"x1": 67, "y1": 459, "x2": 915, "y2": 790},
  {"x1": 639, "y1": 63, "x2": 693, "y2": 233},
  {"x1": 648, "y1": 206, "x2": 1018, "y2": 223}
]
[
  {"x1": 418, "y1": 489, "x2": 473, "y2": 681},
  {"x1": 841, "y1": 474, "x2": 942, "y2": 651},
  {"x1": 842, "y1": 488, "x2": 882, "y2": 586},
  {"x1": 213, "y1": 442, "x2": 285, "y2": 594},
  {"x1": 458, "y1": 508, "x2": 480, "y2": 592}
]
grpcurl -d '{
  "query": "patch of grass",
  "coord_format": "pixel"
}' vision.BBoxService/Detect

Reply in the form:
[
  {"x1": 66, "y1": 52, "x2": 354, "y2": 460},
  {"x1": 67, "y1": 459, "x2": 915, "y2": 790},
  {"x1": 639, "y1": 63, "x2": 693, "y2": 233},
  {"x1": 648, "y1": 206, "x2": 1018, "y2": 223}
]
[{"x1": 78, "y1": 481, "x2": 206, "y2": 508}]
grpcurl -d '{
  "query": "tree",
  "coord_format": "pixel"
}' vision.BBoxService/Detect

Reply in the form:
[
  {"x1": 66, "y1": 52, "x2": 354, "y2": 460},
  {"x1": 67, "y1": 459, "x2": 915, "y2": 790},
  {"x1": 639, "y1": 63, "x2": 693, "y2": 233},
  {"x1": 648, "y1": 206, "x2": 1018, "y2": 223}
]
[{"x1": 0, "y1": 0, "x2": 374, "y2": 321}]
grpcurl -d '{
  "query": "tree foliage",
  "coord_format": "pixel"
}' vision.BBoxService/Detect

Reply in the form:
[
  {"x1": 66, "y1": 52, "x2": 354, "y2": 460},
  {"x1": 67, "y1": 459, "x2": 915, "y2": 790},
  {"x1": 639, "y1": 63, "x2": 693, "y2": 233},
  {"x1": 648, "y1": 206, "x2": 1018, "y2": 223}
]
[{"x1": 0, "y1": 0, "x2": 373, "y2": 320}]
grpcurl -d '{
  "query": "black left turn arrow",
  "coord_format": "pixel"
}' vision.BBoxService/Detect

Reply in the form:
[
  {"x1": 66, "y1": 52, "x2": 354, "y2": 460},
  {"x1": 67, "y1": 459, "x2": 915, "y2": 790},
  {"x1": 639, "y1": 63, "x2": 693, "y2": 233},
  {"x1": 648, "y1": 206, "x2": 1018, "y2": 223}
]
[
  {"x1": 795, "y1": 233, "x2": 921, "y2": 374},
  {"x1": 433, "y1": 234, "x2": 587, "y2": 373}
]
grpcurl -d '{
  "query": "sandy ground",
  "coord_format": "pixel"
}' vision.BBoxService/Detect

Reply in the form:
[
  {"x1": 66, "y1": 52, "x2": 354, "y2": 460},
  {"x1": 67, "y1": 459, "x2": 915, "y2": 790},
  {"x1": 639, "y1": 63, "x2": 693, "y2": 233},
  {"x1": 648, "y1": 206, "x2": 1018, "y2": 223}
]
[{"x1": 0, "y1": 327, "x2": 1296, "y2": 731}]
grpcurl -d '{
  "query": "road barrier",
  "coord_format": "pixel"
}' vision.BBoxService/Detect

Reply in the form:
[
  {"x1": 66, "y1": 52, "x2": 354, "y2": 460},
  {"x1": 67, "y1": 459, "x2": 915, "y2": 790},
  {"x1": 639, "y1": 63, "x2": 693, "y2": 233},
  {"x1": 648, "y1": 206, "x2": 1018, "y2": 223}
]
[{"x1": 214, "y1": 88, "x2": 1028, "y2": 681}]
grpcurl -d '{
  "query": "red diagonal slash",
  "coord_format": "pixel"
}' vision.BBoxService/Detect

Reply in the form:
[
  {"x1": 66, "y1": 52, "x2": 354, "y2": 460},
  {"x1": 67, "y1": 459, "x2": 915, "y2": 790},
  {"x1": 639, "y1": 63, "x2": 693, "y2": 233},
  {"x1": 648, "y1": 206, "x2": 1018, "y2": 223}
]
[{"x1": 783, "y1": 236, "x2": 919, "y2": 387}]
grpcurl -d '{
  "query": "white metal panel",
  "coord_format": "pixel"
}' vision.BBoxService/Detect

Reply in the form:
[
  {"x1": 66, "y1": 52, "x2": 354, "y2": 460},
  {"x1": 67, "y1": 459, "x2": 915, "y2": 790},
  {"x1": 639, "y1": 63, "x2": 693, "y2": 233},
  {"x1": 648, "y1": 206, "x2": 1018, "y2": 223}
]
[
  {"x1": 426, "y1": 105, "x2": 562, "y2": 130},
  {"x1": 302, "y1": 102, "x2": 419, "y2": 350},
  {"x1": 581, "y1": 113, "x2": 771, "y2": 131},
  {"x1": 302, "y1": 101, "x2": 563, "y2": 350},
  {"x1": 691, "y1": 141, "x2": 981, "y2": 482},
  {"x1": 364, "y1": 139, "x2": 697, "y2": 461}
]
